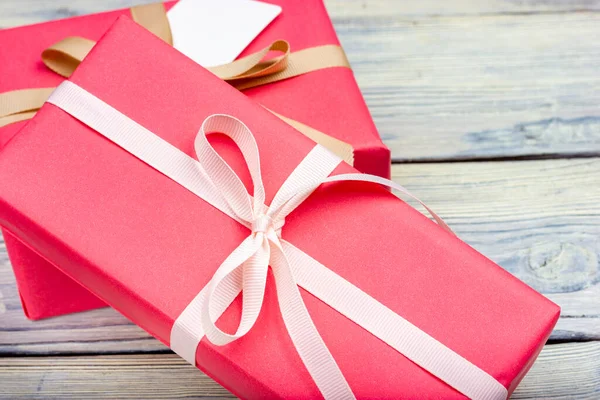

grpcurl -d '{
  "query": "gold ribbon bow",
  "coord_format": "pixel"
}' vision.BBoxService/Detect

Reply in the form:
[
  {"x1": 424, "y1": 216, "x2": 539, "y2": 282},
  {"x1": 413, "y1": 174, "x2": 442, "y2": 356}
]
[{"x1": 0, "y1": 3, "x2": 354, "y2": 164}]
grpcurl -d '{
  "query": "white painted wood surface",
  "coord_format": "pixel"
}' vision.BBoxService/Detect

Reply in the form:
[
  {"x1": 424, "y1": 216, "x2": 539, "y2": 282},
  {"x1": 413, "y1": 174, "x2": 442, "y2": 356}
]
[
  {"x1": 0, "y1": 342, "x2": 598, "y2": 399},
  {"x1": 0, "y1": 0, "x2": 598, "y2": 398},
  {"x1": 2, "y1": 1, "x2": 599, "y2": 161}
]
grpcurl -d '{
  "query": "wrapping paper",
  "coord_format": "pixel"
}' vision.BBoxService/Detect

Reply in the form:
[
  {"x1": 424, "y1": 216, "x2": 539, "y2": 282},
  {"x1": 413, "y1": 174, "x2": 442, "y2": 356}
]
[
  {"x1": 0, "y1": 0, "x2": 389, "y2": 319},
  {"x1": 0, "y1": 17, "x2": 558, "y2": 399}
]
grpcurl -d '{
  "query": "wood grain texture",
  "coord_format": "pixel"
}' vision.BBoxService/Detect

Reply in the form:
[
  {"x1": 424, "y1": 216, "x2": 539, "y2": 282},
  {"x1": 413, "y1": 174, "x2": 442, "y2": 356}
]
[
  {"x1": 326, "y1": 0, "x2": 600, "y2": 17},
  {"x1": 341, "y1": 11, "x2": 600, "y2": 161},
  {"x1": 0, "y1": 1, "x2": 598, "y2": 398},
  {"x1": 0, "y1": 342, "x2": 598, "y2": 399},
  {"x1": 1, "y1": 1, "x2": 600, "y2": 161},
  {"x1": 2, "y1": 0, "x2": 600, "y2": 27},
  {"x1": 0, "y1": 159, "x2": 598, "y2": 356}
]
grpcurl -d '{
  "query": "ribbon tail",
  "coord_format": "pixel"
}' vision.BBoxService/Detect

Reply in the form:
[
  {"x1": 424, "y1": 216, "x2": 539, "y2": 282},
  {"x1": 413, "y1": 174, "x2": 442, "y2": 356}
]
[
  {"x1": 270, "y1": 240, "x2": 355, "y2": 400},
  {"x1": 171, "y1": 235, "x2": 264, "y2": 363},
  {"x1": 324, "y1": 173, "x2": 454, "y2": 234},
  {"x1": 170, "y1": 268, "x2": 242, "y2": 364},
  {"x1": 130, "y1": 3, "x2": 172, "y2": 44},
  {"x1": 282, "y1": 241, "x2": 508, "y2": 400},
  {"x1": 265, "y1": 109, "x2": 354, "y2": 167},
  {"x1": 200, "y1": 235, "x2": 269, "y2": 346},
  {"x1": 0, "y1": 110, "x2": 37, "y2": 129},
  {"x1": 0, "y1": 87, "x2": 55, "y2": 128}
]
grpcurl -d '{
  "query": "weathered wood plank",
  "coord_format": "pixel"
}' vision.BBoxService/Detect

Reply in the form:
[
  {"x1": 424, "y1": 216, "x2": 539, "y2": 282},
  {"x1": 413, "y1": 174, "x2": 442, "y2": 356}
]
[
  {"x1": 511, "y1": 343, "x2": 600, "y2": 399},
  {"x1": 0, "y1": 354, "x2": 231, "y2": 399},
  {"x1": 2, "y1": 0, "x2": 600, "y2": 28},
  {"x1": 1, "y1": 2, "x2": 599, "y2": 161},
  {"x1": 342, "y1": 11, "x2": 600, "y2": 161},
  {"x1": 0, "y1": 342, "x2": 598, "y2": 399},
  {"x1": 326, "y1": 0, "x2": 600, "y2": 17},
  {"x1": 0, "y1": 158, "x2": 597, "y2": 355}
]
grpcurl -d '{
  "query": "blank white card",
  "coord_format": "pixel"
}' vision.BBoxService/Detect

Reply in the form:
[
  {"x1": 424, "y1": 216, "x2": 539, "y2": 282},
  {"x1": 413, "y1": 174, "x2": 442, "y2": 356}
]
[{"x1": 167, "y1": 0, "x2": 282, "y2": 68}]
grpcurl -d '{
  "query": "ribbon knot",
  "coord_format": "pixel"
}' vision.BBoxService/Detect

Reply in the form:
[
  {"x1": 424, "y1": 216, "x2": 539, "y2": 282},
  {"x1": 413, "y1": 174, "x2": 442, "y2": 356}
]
[
  {"x1": 251, "y1": 213, "x2": 272, "y2": 234},
  {"x1": 251, "y1": 213, "x2": 284, "y2": 237}
]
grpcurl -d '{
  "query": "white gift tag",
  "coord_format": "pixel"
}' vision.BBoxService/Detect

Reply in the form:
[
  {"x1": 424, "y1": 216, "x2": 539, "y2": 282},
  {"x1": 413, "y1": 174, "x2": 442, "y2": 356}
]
[{"x1": 167, "y1": 0, "x2": 282, "y2": 68}]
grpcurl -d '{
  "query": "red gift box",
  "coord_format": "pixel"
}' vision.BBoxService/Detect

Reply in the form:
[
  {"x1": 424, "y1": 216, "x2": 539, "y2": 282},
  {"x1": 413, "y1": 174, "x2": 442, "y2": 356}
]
[
  {"x1": 0, "y1": 0, "x2": 390, "y2": 320},
  {"x1": 0, "y1": 17, "x2": 558, "y2": 399}
]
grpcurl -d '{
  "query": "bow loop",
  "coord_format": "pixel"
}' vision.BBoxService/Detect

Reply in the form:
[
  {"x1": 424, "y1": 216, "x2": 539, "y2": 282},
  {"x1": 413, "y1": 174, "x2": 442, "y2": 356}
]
[
  {"x1": 209, "y1": 40, "x2": 290, "y2": 85},
  {"x1": 195, "y1": 115, "x2": 266, "y2": 223},
  {"x1": 200, "y1": 234, "x2": 270, "y2": 346},
  {"x1": 267, "y1": 145, "x2": 344, "y2": 223}
]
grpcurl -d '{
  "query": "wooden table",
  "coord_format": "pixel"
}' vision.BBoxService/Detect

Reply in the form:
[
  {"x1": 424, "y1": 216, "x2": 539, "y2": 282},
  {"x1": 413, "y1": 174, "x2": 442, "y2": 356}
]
[{"x1": 1, "y1": 1, "x2": 599, "y2": 398}]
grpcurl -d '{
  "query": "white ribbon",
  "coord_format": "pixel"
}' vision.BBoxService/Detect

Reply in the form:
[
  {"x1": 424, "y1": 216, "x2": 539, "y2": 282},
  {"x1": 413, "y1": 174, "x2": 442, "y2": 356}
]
[{"x1": 47, "y1": 81, "x2": 508, "y2": 400}]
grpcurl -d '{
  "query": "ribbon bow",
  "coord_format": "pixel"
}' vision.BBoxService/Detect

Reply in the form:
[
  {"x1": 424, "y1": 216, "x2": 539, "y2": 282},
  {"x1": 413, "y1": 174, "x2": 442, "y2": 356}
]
[
  {"x1": 193, "y1": 115, "x2": 356, "y2": 398},
  {"x1": 48, "y1": 81, "x2": 509, "y2": 400}
]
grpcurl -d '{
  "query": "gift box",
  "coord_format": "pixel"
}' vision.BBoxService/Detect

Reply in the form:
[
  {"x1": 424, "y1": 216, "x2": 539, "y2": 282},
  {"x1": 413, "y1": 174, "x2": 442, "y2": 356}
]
[
  {"x1": 0, "y1": 17, "x2": 558, "y2": 399},
  {"x1": 0, "y1": 0, "x2": 390, "y2": 320}
]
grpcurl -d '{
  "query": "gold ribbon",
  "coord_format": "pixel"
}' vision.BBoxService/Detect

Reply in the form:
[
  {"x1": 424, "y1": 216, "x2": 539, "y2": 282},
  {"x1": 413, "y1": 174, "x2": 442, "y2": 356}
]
[
  {"x1": 0, "y1": 3, "x2": 354, "y2": 164},
  {"x1": 130, "y1": 2, "x2": 173, "y2": 44},
  {"x1": 41, "y1": 3, "x2": 173, "y2": 78},
  {"x1": 0, "y1": 88, "x2": 55, "y2": 127}
]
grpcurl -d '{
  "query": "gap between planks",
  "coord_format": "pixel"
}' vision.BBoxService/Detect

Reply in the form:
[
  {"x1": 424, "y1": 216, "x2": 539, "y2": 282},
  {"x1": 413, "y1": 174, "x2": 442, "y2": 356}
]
[
  {"x1": 0, "y1": 342, "x2": 598, "y2": 399},
  {"x1": 2, "y1": 0, "x2": 600, "y2": 27}
]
